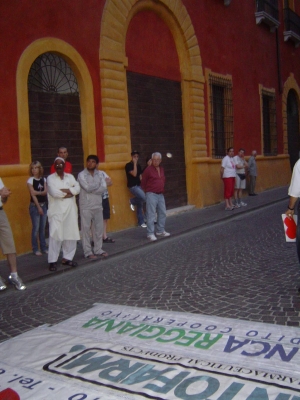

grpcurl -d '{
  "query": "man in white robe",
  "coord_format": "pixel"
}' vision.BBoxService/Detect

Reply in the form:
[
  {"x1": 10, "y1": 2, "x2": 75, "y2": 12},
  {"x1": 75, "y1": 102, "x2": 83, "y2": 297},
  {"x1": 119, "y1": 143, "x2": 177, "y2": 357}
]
[{"x1": 47, "y1": 157, "x2": 80, "y2": 271}]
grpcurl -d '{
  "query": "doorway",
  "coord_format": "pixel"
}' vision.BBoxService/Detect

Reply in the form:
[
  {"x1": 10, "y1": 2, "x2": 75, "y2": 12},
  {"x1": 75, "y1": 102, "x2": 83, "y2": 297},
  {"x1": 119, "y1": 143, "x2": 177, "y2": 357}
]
[
  {"x1": 127, "y1": 71, "x2": 187, "y2": 209},
  {"x1": 287, "y1": 89, "x2": 300, "y2": 170}
]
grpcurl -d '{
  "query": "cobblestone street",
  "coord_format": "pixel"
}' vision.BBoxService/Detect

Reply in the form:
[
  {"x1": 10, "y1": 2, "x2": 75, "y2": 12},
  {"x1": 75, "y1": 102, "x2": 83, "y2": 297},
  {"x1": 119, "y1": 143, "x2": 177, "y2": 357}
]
[{"x1": 0, "y1": 187, "x2": 300, "y2": 343}]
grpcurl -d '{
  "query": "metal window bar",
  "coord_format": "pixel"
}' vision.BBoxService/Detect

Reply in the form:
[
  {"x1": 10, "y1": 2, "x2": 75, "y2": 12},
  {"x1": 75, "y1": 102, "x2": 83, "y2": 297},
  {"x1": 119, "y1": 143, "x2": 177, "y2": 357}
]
[
  {"x1": 210, "y1": 76, "x2": 233, "y2": 158},
  {"x1": 284, "y1": 6, "x2": 300, "y2": 37},
  {"x1": 28, "y1": 53, "x2": 79, "y2": 95},
  {"x1": 262, "y1": 92, "x2": 277, "y2": 156},
  {"x1": 256, "y1": 0, "x2": 279, "y2": 21}
]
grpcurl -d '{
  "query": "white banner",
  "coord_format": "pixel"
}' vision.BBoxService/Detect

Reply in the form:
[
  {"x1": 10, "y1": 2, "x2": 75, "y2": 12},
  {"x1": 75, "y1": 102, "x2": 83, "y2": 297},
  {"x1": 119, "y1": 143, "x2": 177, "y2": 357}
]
[{"x1": 0, "y1": 303, "x2": 300, "y2": 399}]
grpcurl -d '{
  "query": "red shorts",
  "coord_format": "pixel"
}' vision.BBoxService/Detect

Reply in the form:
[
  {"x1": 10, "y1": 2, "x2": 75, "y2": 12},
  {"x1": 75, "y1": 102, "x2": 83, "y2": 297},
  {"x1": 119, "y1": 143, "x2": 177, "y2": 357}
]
[{"x1": 223, "y1": 177, "x2": 235, "y2": 199}]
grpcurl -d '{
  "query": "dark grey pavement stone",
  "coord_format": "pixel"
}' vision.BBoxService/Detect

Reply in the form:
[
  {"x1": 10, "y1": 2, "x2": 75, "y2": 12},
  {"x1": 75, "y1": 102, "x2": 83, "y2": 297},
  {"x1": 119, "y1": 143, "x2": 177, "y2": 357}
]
[
  {"x1": 0, "y1": 186, "x2": 288, "y2": 283},
  {"x1": 1, "y1": 186, "x2": 300, "y2": 343}
]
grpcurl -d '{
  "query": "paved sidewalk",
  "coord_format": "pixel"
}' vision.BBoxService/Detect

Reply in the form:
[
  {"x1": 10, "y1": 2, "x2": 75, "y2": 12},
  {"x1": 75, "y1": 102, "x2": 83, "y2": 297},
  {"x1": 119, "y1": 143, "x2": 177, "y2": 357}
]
[{"x1": 0, "y1": 186, "x2": 289, "y2": 285}]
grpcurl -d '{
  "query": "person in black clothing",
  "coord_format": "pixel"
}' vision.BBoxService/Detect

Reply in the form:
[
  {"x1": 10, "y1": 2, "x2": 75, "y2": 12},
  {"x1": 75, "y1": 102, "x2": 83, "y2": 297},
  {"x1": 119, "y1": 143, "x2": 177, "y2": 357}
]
[
  {"x1": 125, "y1": 151, "x2": 146, "y2": 227},
  {"x1": 27, "y1": 161, "x2": 48, "y2": 255},
  {"x1": 144, "y1": 156, "x2": 152, "y2": 172}
]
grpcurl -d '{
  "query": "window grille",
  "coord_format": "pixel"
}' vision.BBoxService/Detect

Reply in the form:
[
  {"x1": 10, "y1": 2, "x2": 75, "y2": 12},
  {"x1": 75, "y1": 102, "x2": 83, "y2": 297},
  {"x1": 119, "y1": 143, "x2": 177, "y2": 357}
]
[
  {"x1": 28, "y1": 53, "x2": 79, "y2": 95},
  {"x1": 262, "y1": 91, "x2": 277, "y2": 155},
  {"x1": 209, "y1": 75, "x2": 233, "y2": 158},
  {"x1": 284, "y1": 5, "x2": 300, "y2": 37}
]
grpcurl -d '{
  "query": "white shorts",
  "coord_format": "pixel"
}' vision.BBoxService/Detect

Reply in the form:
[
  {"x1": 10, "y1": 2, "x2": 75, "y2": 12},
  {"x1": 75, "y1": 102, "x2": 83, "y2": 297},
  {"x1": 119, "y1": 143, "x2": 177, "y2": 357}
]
[{"x1": 235, "y1": 174, "x2": 246, "y2": 189}]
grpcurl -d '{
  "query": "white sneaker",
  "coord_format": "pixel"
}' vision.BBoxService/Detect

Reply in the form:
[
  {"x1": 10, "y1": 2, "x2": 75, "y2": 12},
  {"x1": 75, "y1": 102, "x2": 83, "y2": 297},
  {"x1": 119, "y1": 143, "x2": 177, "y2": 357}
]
[
  {"x1": 147, "y1": 234, "x2": 157, "y2": 241},
  {"x1": 140, "y1": 223, "x2": 147, "y2": 228},
  {"x1": 0, "y1": 276, "x2": 7, "y2": 291},
  {"x1": 240, "y1": 201, "x2": 247, "y2": 206},
  {"x1": 8, "y1": 274, "x2": 26, "y2": 291},
  {"x1": 156, "y1": 231, "x2": 170, "y2": 237},
  {"x1": 129, "y1": 200, "x2": 135, "y2": 211}
]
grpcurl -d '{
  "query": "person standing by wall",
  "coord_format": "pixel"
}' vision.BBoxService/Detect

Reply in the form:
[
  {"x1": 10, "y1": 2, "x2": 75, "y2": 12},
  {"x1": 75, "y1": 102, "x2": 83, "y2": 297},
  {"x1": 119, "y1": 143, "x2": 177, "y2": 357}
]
[
  {"x1": 78, "y1": 155, "x2": 108, "y2": 259},
  {"x1": 98, "y1": 169, "x2": 115, "y2": 243},
  {"x1": 47, "y1": 157, "x2": 80, "y2": 271},
  {"x1": 0, "y1": 181, "x2": 26, "y2": 291},
  {"x1": 27, "y1": 161, "x2": 48, "y2": 256},
  {"x1": 233, "y1": 148, "x2": 248, "y2": 207},
  {"x1": 125, "y1": 151, "x2": 146, "y2": 228},
  {"x1": 248, "y1": 150, "x2": 258, "y2": 196},
  {"x1": 220, "y1": 147, "x2": 236, "y2": 211},
  {"x1": 50, "y1": 147, "x2": 72, "y2": 174},
  {"x1": 141, "y1": 152, "x2": 170, "y2": 241}
]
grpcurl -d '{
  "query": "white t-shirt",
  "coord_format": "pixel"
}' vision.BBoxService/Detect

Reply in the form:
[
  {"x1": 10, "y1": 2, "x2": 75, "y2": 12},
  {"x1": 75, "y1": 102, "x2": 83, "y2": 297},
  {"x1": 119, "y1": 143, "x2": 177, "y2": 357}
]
[
  {"x1": 233, "y1": 155, "x2": 246, "y2": 174},
  {"x1": 99, "y1": 170, "x2": 110, "y2": 199},
  {"x1": 27, "y1": 177, "x2": 46, "y2": 186},
  {"x1": 221, "y1": 155, "x2": 236, "y2": 178},
  {"x1": 289, "y1": 159, "x2": 300, "y2": 198}
]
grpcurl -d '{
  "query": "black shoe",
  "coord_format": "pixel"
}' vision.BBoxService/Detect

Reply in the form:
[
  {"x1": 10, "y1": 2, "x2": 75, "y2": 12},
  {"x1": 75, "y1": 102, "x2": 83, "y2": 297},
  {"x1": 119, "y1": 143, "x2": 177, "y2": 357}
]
[{"x1": 49, "y1": 262, "x2": 57, "y2": 271}]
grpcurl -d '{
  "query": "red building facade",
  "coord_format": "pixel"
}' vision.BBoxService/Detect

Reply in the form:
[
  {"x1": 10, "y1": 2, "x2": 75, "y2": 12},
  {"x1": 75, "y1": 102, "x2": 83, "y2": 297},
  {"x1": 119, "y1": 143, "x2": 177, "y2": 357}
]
[{"x1": 0, "y1": 0, "x2": 299, "y2": 253}]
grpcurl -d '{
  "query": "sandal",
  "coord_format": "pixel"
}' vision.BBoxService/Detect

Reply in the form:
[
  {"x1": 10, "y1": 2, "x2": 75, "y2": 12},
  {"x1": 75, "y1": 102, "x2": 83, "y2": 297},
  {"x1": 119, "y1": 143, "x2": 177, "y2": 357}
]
[
  {"x1": 49, "y1": 263, "x2": 57, "y2": 271},
  {"x1": 87, "y1": 254, "x2": 98, "y2": 260},
  {"x1": 103, "y1": 237, "x2": 115, "y2": 243},
  {"x1": 96, "y1": 252, "x2": 108, "y2": 258},
  {"x1": 61, "y1": 259, "x2": 78, "y2": 267}
]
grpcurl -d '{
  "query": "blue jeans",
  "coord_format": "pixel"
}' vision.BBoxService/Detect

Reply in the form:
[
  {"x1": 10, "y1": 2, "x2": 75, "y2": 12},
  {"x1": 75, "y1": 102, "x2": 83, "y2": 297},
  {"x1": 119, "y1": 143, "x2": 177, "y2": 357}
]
[
  {"x1": 129, "y1": 185, "x2": 146, "y2": 225},
  {"x1": 146, "y1": 192, "x2": 166, "y2": 235},
  {"x1": 29, "y1": 203, "x2": 47, "y2": 253}
]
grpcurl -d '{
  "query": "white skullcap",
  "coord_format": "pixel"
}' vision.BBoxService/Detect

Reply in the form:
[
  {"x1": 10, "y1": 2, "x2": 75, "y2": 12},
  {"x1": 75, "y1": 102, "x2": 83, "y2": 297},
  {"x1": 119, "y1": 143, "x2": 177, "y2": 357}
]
[{"x1": 54, "y1": 157, "x2": 65, "y2": 163}]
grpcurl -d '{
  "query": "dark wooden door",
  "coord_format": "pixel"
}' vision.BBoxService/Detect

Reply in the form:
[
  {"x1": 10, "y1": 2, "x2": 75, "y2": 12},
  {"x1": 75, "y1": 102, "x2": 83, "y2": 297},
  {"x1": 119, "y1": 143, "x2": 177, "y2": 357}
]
[
  {"x1": 287, "y1": 90, "x2": 300, "y2": 170},
  {"x1": 127, "y1": 71, "x2": 187, "y2": 209}
]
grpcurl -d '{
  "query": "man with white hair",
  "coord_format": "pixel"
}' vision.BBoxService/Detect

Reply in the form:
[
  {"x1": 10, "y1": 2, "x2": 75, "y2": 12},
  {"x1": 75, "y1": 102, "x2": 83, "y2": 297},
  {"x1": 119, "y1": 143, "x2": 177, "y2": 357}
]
[
  {"x1": 248, "y1": 150, "x2": 258, "y2": 196},
  {"x1": 141, "y1": 152, "x2": 170, "y2": 241},
  {"x1": 47, "y1": 157, "x2": 80, "y2": 271}
]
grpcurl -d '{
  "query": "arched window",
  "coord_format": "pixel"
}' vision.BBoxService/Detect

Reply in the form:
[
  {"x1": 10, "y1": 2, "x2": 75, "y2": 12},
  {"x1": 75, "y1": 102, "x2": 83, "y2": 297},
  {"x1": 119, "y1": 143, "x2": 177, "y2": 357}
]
[
  {"x1": 28, "y1": 53, "x2": 79, "y2": 94},
  {"x1": 28, "y1": 53, "x2": 83, "y2": 176}
]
